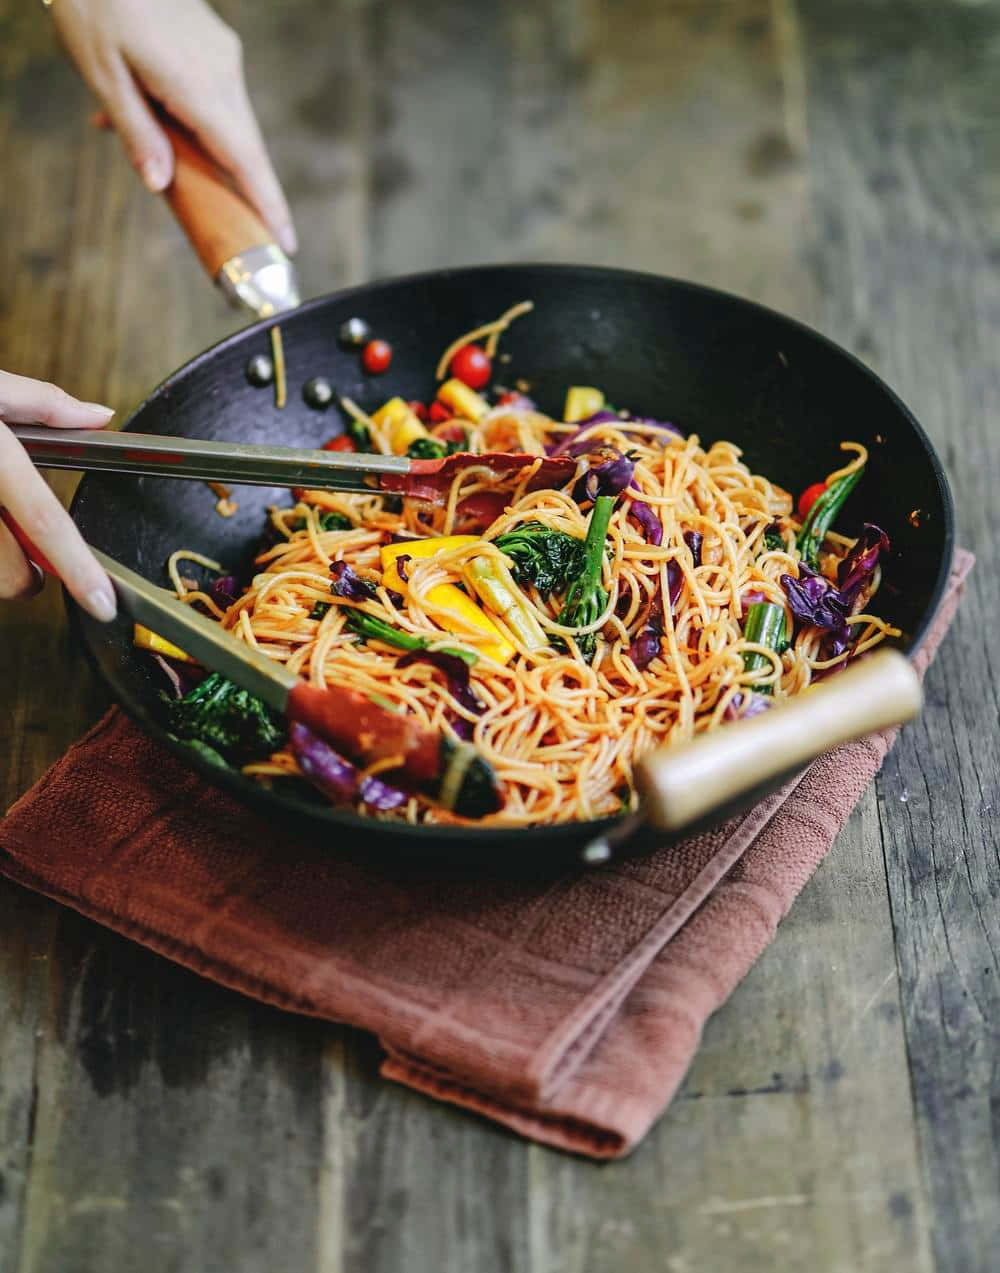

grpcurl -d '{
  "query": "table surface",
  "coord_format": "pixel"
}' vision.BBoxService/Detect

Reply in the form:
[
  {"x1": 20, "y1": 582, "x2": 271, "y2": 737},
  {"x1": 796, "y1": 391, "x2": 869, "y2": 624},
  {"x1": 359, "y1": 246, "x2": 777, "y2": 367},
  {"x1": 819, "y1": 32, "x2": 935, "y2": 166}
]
[{"x1": 1, "y1": 2, "x2": 997, "y2": 1271}]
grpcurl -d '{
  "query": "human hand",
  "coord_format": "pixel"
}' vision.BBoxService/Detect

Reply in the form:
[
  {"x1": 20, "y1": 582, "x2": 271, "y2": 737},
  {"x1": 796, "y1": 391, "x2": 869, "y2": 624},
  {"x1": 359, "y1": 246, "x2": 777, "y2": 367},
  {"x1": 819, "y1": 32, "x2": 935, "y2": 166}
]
[
  {"x1": 51, "y1": 0, "x2": 296, "y2": 255},
  {"x1": 0, "y1": 371, "x2": 117, "y2": 621}
]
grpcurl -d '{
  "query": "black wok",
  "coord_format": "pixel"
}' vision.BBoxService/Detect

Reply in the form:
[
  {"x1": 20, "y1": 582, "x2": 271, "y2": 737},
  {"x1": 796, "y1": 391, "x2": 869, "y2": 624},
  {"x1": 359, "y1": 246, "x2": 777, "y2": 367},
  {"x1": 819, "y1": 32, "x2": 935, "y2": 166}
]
[{"x1": 68, "y1": 264, "x2": 954, "y2": 861}]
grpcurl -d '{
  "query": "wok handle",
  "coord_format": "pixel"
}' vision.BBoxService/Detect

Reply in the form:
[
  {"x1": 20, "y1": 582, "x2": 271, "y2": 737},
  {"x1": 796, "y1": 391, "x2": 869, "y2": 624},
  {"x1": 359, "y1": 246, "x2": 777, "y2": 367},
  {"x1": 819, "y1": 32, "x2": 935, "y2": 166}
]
[
  {"x1": 161, "y1": 118, "x2": 273, "y2": 279},
  {"x1": 635, "y1": 649, "x2": 922, "y2": 833}
]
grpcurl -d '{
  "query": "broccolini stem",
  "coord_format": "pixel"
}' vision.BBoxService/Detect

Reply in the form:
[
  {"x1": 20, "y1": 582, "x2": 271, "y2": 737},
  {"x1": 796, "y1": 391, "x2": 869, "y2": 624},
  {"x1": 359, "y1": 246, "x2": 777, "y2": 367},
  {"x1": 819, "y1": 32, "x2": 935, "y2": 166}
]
[
  {"x1": 741, "y1": 602, "x2": 787, "y2": 694},
  {"x1": 797, "y1": 467, "x2": 863, "y2": 569},
  {"x1": 556, "y1": 495, "x2": 616, "y2": 661},
  {"x1": 344, "y1": 609, "x2": 477, "y2": 666}
]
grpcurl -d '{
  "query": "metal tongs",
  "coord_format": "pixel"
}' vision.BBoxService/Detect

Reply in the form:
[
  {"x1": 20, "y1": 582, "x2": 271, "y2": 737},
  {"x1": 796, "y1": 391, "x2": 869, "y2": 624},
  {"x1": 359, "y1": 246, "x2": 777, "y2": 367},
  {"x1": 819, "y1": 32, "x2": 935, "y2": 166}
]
[{"x1": 10, "y1": 425, "x2": 578, "y2": 506}]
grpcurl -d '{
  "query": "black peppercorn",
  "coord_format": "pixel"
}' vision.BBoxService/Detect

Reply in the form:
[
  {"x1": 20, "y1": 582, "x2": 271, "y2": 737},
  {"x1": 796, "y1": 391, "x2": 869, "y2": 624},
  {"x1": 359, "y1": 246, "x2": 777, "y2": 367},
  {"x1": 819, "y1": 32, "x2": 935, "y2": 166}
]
[
  {"x1": 245, "y1": 353, "x2": 274, "y2": 386},
  {"x1": 303, "y1": 376, "x2": 334, "y2": 408}
]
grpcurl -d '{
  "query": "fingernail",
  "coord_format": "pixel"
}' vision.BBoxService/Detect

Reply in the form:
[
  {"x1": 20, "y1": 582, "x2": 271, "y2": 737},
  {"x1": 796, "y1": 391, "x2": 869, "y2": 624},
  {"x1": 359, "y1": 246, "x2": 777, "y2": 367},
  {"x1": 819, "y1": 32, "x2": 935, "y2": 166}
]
[
  {"x1": 140, "y1": 156, "x2": 169, "y2": 193},
  {"x1": 86, "y1": 585, "x2": 117, "y2": 623},
  {"x1": 277, "y1": 222, "x2": 298, "y2": 255},
  {"x1": 82, "y1": 402, "x2": 115, "y2": 420}
]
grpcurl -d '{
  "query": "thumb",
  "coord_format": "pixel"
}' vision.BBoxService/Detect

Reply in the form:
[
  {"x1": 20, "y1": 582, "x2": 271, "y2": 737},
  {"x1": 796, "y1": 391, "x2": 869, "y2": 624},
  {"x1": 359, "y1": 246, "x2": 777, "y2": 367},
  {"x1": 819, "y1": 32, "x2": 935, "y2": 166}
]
[
  {"x1": 0, "y1": 371, "x2": 115, "y2": 430},
  {"x1": 101, "y1": 54, "x2": 174, "y2": 193}
]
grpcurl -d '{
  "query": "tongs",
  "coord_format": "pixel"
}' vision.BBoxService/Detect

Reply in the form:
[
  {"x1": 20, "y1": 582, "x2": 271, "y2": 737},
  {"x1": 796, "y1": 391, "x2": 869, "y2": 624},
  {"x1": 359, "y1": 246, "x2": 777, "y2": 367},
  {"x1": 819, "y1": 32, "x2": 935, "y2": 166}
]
[{"x1": 10, "y1": 425, "x2": 578, "y2": 506}]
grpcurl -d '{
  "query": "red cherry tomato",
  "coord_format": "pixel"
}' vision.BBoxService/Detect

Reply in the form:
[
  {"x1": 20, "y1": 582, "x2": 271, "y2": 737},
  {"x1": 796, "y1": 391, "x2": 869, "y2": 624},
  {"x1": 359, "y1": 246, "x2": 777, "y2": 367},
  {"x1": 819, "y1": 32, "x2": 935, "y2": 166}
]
[
  {"x1": 322, "y1": 434, "x2": 356, "y2": 452},
  {"x1": 429, "y1": 401, "x2": 454, "y2": 423},
  {"x1": 497, "y1": 391, "x2": 519, "y2": 405},
  {"x1": 797, "y1": 481, "x2": 827, "y2": 519},
  {"x1": 449, "y1": 343, "x2": 492, "y2": 390},
  {"x1": 408, "y1": 400, "x2": 429, "y2": 422},
  {"x1": 361, "y1": 339, "x2": 392, "y2": 374}
]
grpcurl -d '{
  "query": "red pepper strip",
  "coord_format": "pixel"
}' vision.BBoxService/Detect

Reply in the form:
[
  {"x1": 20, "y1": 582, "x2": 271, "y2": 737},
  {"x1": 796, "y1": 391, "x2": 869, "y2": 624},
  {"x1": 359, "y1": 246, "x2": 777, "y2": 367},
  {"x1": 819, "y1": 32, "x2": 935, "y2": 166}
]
[
  {"x1": 0, "y1": 510, "x2": 57, "y2": 575},
  {"x1": 379, "y1": 451, "x2": 577, "y2": 505},
  {"x1": 288, "y1": 680, "x2": 442, "y2": 785}
]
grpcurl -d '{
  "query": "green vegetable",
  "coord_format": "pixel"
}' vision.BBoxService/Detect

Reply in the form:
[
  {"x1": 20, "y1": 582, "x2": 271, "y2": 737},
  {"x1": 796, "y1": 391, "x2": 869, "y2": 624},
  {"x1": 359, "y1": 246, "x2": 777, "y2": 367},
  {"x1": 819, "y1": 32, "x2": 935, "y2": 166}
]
[
  {"x1": 556, "y1": 494, "x2": 616, "y2": 662},
  {"x1": 796, "y1": 467, "x2": 864, "y2": 569},
  {"x1": 762, "y1": 525, "x2": 786, "y2": 554},
  {"x1": 493, "y1": 521, "x2": 584, "y2": 597},
  {"x1": 165, "y1": 672, "x2": 285, "y2": 762},
  {"x1": 465, "y1": 556, "x2": 548, "y2": 652},
  {"x1": 406, "y1": 432, "x2": 469, "y2": 460},
  {"x1": 344, "y1": 609, "x2": 477, "y2": 667},
  {"x1": 293, "y1": 511, "x2": 352, "y2": 533},
  {"x1": 741, "y1": 602, "x2": 788, "y2": 694},
  {"x1": 309, "y1": 601, "x2": 332, "y2": 620},
  {"x1": 348, "y1": 418, "x2": 372, "y2": 450},
  {"x1": 174, "y1": 738, "x2": 232, "y2": 769}
]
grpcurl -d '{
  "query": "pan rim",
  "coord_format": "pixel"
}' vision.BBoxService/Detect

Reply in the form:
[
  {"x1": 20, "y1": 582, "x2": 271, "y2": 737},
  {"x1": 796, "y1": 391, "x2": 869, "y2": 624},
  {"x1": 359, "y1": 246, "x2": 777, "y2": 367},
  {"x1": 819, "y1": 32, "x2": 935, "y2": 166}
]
[{"x1": 67, "y1": 262, "x2": 955, "y2": 846}]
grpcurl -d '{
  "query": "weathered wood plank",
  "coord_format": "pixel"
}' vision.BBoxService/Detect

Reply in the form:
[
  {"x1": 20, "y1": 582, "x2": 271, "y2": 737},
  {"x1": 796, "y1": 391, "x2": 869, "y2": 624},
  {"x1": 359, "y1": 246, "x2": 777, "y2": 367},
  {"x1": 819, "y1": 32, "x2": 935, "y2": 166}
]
[{"x1": 797, "y1": 2, "x2": 1000, "y2": 1269}]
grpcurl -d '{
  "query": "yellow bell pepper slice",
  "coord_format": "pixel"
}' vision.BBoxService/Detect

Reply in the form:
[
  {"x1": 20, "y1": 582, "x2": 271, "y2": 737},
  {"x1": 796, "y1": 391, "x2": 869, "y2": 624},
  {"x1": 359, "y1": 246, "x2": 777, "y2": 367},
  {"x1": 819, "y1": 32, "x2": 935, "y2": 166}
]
[
  {"x1": 133, "y1": 624, "x2": 196, "y2": 663},
  {"x1": 437, "y1": 378, "x2": 488, "y2": 422},
  {"x1": 371, "y1": 396, "x2": 430, "y2": 454},
  {"x1": 563, "y1": 386, "x2": 605, "y2": 423},
  {"x1": 380, "y1": 537, "x2": 516, "y2": 664}
]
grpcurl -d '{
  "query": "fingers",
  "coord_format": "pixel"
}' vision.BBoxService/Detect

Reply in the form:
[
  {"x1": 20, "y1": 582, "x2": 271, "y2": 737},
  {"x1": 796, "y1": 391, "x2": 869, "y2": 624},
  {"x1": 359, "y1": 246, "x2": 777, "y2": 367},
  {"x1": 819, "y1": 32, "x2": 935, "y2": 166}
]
[
  {"x1": 101, "y1": 53, "x2": 175, "y2": 193},
  {"x1": 0, "y1": 519, "x2": 43, "y2": 602},
  {"x1": 0, "y1": 427, "x2": 116, "y2": 621},
  {"x1": 192, "y1": 91, "x2": 298, "y2": 255},
  {"x1": 0, "y1": 371, "x2": 114, "y2": 430}
]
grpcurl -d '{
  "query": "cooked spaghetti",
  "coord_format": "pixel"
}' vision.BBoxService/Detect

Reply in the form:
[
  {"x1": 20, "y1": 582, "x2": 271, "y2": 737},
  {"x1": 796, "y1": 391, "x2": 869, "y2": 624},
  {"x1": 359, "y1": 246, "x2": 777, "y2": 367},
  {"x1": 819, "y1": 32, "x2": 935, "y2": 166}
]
[{"x1": 159, "y1": 304, "x2": 900, "y2": 826}]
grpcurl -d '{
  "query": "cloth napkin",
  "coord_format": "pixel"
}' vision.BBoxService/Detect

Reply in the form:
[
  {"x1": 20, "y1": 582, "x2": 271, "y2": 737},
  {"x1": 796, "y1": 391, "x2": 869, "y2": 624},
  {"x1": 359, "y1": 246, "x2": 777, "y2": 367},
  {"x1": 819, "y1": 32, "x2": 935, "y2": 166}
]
[{"x1": 0, "y1": 550, "x2": 972, "y2": 1158}]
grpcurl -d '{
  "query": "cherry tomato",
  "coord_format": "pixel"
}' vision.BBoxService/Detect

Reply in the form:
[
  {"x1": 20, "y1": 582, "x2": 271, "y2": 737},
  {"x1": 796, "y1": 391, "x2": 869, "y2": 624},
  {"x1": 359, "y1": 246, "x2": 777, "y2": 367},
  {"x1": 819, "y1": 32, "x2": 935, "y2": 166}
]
[
  {"x1": 361, "y1": 339, "x2": 392, "y2": 374},
  {"x1": 429, "y1": 401, "x2": 454, "y2": 423},
  {"x1": 497, "y1": 391, "x2": 519, "y2": 405},
  {"x1": 449, "y1": 343, "x2": 491, "y2": 390},
  {"x1": 322, "y1": 434, "x2": 356, "y2": 452},
  {"x1": 408, "y1": 400, "x2": 429, "y2": 422},
  {"x1": 797, "y1": 481, "x2": 827, "y2": 519},
  {"x1": 431, "y1": 421, "x2": 467, "y2": 445}
]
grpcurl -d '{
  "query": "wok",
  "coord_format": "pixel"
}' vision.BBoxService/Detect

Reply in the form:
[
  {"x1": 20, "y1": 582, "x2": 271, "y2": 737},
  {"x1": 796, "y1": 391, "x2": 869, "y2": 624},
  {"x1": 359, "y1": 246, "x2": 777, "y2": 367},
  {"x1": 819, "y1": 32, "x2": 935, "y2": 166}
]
[{"x1": 67, "y1": 262, "x2": 953, "y2": 861}]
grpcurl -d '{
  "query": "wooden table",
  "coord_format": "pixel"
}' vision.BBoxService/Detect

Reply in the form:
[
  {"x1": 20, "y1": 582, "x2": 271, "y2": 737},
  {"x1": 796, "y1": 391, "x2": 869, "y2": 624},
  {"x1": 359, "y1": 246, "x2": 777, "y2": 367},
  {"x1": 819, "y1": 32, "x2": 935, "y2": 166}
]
[{"x1": 1, "y1": 2, "x2": 997, "y2": 1270}]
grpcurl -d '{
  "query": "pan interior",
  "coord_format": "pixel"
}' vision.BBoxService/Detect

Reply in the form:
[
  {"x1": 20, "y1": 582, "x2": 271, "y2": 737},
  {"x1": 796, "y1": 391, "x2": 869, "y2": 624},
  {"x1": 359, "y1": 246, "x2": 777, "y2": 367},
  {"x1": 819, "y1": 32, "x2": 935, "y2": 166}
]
[{"x1": 69, "y1": 265, "x2": 953, "y2": 858}]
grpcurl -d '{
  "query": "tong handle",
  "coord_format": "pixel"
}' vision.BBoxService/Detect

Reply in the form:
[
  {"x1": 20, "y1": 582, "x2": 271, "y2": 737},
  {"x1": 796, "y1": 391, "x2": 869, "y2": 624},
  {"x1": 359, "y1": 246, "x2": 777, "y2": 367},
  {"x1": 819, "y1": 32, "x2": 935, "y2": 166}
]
[
  {"x1": 636, "y1": 649, "x2": 922, "y2": 832},
  {"x1": 161, "y1": 118, "x2": 273, "y2": 280}
]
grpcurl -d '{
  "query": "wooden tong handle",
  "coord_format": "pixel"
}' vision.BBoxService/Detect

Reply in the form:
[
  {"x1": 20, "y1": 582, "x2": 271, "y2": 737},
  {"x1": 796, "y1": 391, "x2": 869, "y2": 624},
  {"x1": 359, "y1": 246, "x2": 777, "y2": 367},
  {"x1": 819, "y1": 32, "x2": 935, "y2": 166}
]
[
  {"x1": 161, "y1": 119, "x2": 273, "y2": 279},
  {"x1": 636, "y1": 650, "x2": 922, "y2": 832}
]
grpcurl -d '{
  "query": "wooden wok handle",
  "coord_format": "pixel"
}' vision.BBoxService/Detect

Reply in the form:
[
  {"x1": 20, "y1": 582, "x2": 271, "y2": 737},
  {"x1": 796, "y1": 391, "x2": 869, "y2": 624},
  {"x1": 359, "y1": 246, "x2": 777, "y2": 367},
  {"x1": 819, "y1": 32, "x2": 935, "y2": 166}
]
[
  {"x1": 635, "y1": 649, "x2": 922, "y2": 833},
  {"x1": 161, "y1": 119, "x2": 273, "y2": 279}
]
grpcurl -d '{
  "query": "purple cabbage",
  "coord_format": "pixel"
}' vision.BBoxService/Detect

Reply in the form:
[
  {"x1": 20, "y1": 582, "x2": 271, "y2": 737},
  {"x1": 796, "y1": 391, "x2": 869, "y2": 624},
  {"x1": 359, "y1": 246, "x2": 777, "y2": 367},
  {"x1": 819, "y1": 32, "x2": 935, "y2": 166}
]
[
  {"x1": 396, "y1": 650, "x2": 486, "y2": 721},
  {"x1": 780, "y1": 523, "x2": 888, "y2": 657},
  {"x1": 628, "y1": 500, "x2": 663, "y2": 546},
  {"x1": 209, "y1": 574, "x2": 238, "y2": 608},
  {"x1": 684, "y1": 530, "x2": 703, "y2": 567},
  {"x1": 628, "y1": 592, "x2": 665, "y2": 670},
  {"x1": 330, "y1": 560, "x2": 378, "y2": 601},
  {"x1": 724, "y1": 691, "x2": 771, "y2": 721},
  {"x1": 395, "y1": 554, "x2": 412, "y2": 583},
  {"x1": 550, "y1": 410, "x2": 621, "y2": 455},
  {"x1": 290, "y1": 721, "x2": 407, "y2": 811},
  {"x1": 632, "y1": 416, "x2": 684, "y2": 440},
  {"x1": 574, "y1": 447, "x2": 635, "y2": 502},
  {"x1": 667, "y1": 561, "x2": 683, "y2": 610},
  {"x1": 837, "y1": 524, "x2": 890, "y2": 593}
]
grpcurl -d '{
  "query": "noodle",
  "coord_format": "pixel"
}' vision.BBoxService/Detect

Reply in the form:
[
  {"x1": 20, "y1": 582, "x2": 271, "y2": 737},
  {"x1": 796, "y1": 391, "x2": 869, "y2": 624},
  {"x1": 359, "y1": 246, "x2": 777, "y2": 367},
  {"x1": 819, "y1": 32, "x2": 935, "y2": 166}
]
[{"x1": 166, "y1": 306, "x2": 900, "y2": 827}]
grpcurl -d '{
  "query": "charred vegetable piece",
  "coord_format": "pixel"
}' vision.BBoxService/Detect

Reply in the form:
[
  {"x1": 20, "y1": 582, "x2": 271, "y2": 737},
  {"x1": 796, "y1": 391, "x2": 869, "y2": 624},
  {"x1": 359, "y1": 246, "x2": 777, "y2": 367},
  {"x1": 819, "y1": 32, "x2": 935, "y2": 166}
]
[
  {"x1": 556, "y1": 494, "x2": 616, "y2": 662},
  {"x1": 797, "y1": 467, "x2": 864, "y2": 569},
  {"x1": 762, "y1": 524, "x2": 786, "y2": 553},
  {"x1": 344, "y1": 609, "x2": 477, "y2": 666},
  {"x1": 740, "y1": 602, "x2": 788, "y2": 693},
  {"x1": 166, "y1": 672, "x2": 285, "y2": 761},
  {"x1": 492, "y1": 522, "x2": 584, "y2": 597}
]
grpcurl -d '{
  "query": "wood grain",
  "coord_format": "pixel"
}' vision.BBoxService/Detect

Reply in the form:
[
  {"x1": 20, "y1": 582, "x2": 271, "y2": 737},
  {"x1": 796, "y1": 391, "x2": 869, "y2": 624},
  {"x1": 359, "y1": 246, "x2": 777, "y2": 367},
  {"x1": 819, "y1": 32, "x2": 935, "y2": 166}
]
[{"x1": 0, "y1": 1, "x2": 996, "y2": 1271}]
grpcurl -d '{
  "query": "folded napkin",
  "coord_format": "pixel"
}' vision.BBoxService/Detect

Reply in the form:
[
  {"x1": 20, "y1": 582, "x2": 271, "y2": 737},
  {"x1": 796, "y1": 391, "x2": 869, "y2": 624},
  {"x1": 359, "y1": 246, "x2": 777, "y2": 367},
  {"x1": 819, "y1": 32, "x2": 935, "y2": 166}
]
[{"x1": 0, "y1": 550, "x2": 972, "y2": 1158}]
